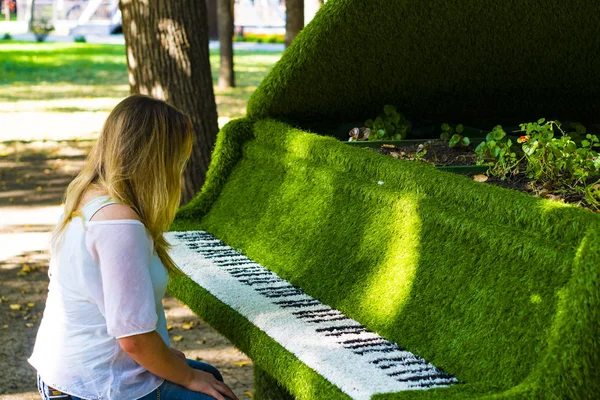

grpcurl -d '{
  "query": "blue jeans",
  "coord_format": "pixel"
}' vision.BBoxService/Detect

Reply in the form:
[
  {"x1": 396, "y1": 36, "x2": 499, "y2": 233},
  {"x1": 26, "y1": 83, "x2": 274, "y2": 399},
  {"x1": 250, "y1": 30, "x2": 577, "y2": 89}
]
[
  {"x1": 37, "y1": 359, "x2": 228, "y2": 400},
  {"x1": 140, "y1": 359, "x2": 230, "y2": 400}
]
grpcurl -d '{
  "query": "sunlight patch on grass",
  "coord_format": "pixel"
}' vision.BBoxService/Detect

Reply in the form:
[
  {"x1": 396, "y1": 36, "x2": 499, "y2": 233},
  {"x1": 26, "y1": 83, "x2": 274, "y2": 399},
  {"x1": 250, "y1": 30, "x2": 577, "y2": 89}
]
[
  {"x1": 0, "y1": 84, "x2": 130, "y2": 102},
  {"x1": 0, "y1": 42, "x2": 282, "y2": 140},
  {"x1": 0, "y1": 96, "x2": 124, "y2": 112}
]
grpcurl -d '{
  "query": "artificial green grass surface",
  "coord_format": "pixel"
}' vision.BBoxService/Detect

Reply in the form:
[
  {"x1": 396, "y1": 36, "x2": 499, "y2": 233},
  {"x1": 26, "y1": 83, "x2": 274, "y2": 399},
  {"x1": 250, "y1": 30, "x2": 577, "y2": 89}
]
[
  {"x1": 172, "y1": 118, "x2": 600, "y2": 398},
  {"x1": 247, "y1": 0, "x2": 600, "y2": 128}
]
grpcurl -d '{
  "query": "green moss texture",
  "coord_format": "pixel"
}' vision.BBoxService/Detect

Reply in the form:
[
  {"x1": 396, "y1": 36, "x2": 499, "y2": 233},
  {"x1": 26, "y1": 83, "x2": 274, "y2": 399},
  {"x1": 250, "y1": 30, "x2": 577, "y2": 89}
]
[
  {"x1": 170, "y1": 119, "x2": 600, "y2": 399},
  {"x1": 247, "y1": 0, "x2": 600, "y2": 127}
]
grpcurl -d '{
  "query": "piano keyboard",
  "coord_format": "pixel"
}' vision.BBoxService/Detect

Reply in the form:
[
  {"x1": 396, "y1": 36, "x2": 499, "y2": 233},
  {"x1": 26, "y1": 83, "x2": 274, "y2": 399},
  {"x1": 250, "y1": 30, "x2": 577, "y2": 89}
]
[{"x1": 166, "y1": 230, "x2": 458, "y2": 399}]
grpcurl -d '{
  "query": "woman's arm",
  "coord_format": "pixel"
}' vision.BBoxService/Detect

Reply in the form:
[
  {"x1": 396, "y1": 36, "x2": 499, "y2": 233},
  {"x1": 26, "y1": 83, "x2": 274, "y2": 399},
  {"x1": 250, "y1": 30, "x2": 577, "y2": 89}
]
[
  {"x1": 87, "y1": 202, "x2": 237, "y2": 400},
  {"x1": 119, "y1": 331, "x2": 237, "y2": 400}
]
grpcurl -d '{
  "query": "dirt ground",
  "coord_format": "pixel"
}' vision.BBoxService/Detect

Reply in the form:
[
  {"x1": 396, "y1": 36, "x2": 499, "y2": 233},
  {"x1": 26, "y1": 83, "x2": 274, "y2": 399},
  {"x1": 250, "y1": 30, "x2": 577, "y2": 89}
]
[{"x1": 0, "y1": 141, "x2": 254, "y2": 399}]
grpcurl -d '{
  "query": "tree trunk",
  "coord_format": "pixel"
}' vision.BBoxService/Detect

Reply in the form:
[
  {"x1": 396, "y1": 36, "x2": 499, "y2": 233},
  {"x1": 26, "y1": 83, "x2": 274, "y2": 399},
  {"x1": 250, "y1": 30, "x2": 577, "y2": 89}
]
[
  {"x1": 285, "y1": 0, "x2": 304, "y2": 48},
  {"x1": 217, "y1": 0, "x2": 235, "y2": 89},
  {"x1": 120, "y1": 0, "x2": 219, "y2": 204},
  {"x1": 28, "y1": 0, "x2": 35, "y2": 30}
]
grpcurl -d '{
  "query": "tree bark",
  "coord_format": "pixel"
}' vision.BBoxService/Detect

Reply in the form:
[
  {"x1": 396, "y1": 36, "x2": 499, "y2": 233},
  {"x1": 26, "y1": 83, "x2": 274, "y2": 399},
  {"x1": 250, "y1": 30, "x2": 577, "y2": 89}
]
[
  {"x1": 217, "y1": 0, "x2": 235, "y2": 89},
  {"x1": 120, "y1": 0, "x2": 219, "y2": 204},
  {"x1": 285, "y1": 0, "x2": 304, "y2": 48}
]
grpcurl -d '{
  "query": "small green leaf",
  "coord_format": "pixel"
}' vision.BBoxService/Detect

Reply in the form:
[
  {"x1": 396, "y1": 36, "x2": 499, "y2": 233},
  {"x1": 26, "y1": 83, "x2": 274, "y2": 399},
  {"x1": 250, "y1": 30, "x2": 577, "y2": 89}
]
[
  {"x1": 493, "y1": 129, "x2": 506, "y2": 141},
  {"x1": 461, "y1": 137, "x2": 470, "y2": 146},
  {"x1": 475, "y1": 142, "x2": 487, "y2": 154},
  {"x1": 449, "y1": 134, "x2": 461, "y2": 147},
  {"x1": 441, "y1": 123, "x2": 450, "y2": 132},
  {"x1": 564, "y1": 141, "x2": 577, "y2": 153},
  {"x1": 456, "y1": 124, "x2": 464, "y2": 134},
  {"x1": 575, "y1": 123, "x2": 587, "y2": 135},
  {"x1": 582, "y1": 140, "x2": 590, "y2": 148},
  {"x1": 538, "y1": 118, "x2": 546, "y2": 124},
  {"x1": 364, "y1": 119, "x2": 373, "y2": 128}
]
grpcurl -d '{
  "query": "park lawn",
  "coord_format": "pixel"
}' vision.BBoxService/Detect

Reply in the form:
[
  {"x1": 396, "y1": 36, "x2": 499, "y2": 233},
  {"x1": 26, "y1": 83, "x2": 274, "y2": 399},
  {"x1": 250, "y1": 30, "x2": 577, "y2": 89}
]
[{"x1": 0, "y1": 41, "x2": 282, "y2": 119}]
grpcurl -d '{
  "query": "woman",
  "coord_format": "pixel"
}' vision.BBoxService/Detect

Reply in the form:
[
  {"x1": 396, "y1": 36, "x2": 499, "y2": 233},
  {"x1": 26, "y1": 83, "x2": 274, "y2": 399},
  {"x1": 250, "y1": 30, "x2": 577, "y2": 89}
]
[{"x1": 29, "y1": 95, "x2": 238, "y2": 400}]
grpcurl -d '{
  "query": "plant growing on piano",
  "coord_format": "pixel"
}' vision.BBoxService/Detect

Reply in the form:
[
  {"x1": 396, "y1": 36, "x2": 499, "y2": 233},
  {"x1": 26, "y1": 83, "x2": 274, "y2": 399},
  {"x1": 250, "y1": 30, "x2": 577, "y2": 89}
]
[
  {"x1": 517, "y1": 119, "x2": 600, "y2": 204},
  {"x1": 364, "y1": 105, "x2": 411, "y2": 141},
  {"x1": 440, "y1": 123, "x2": 470, "y2": 147},
  {"x1": 475, "y1": 125, "x2": 519, "y2": 178}
]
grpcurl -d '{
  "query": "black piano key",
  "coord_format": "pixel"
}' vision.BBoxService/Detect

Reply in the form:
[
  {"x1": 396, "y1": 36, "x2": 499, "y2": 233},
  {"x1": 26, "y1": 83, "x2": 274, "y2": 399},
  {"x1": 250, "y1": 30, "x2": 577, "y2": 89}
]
[
  {"x1": 274, "y1": 299, "x2": 322, "y2": 308},
  {"x1": 344, "y1": 341, "x2": 398, "y2": 350},
  {"x1": 239, "y1": 278, "x2": 283, "y2": 286},
  {"x1": 263, "y1": 291, "x2": 306, "y2": 298},
  {"x1": 371, "y1": 356, "x2": 417, "y2": 365},
  {"x1": 316, "y1": 324, "x2": 364, "y2": 333},
  {"x1": 393, "y1": 372, "x2": 451, "y2": 383},
  {"x1": 306, "y1": 316, "x2": 350, "y2": 324},
  {"x1": 378, "y1": 360, "x2": 425, "y2": 369},
  {"x1": 228, "y1": 271, "x2": 275, "y2": 278},
  {"x1": 323, "y1": 327, "x2": 367, "y2": 337},
  {"x1": 255, "y1": 285, "x2": 296, "y2": 293},
  {"x1": 296, "y1": 311, "x2": 341, "y2": 320},
  {"x1": 353, "y1": 346, "x2": 400, "y2": 356},
  {"x1": 341, "y1": 337, "x2": 385, "y2": 345},
  {"x1": 292, "y1": 308, "x2": 333, "y2": 317},
  {"x1": 219, "y1": 263, "x2": 259, "y2": 269}
]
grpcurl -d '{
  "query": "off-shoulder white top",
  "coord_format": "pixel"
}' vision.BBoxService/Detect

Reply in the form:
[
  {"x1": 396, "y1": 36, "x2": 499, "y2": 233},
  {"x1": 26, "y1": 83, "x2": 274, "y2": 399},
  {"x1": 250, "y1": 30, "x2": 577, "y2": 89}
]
[{"x1": 29, "y1": 196, "x2": 170, "y2": 400}]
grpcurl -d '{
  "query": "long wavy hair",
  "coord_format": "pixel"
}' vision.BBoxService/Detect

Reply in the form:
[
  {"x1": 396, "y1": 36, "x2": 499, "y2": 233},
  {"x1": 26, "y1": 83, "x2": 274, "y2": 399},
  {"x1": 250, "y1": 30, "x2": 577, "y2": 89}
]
[{"x1": 52, "y1": 95, "x2": 194, "y2": 275}]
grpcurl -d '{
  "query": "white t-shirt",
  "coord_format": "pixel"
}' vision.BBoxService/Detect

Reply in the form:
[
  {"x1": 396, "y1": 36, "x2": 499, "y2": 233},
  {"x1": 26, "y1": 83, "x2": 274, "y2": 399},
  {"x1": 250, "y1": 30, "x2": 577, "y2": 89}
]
[{"x1": 28, "y1": 195, "x2": 170, "y2": 400}]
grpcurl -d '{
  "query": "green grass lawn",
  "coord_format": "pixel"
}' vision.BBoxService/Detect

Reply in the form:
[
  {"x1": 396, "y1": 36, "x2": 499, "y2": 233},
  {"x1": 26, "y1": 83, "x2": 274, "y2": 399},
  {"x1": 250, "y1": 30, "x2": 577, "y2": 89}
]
[{"x1": 0, "y1": 41, "x2": 282, "y2": 118}]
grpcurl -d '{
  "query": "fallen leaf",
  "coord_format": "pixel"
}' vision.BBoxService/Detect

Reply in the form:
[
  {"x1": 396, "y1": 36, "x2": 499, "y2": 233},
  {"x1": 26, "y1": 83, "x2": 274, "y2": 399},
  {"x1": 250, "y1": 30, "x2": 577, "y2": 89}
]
[
  {"x1": 172, "y1": 335, "x2": 183, "y2": 342},
  {"x1": 44, "y1": 169, "x2": 51, "y2": 174},
  {"x1": 233, "y1": 361, "x2": 249, "y2": 367},
  {"x1": 36, "y1": 186, "x2": 43, "y2": 192},
  {"x1": 182, "y1": 322, "x2": 194, "y2": 330},
  {"x1": 26, "y1": 323, "x2": 34, "y2": 328},
  {"x1": 9, "y1": 304, "x2": 21, "y2": 311},
  {"x1": 166, "y1": 325, "x2": 173, "y2": 331},
  {"x1": 195, "y1": 356, "x2": 202, "y2": 361},
  {"x1": 196, "y1": 339, "x2": 206, "y2": 345},
  {"x1": 2, "y1": 325, "x2": 7, "y2": 329},
  {"x1": 473, "y1": 174, "x2": 488, "y2": 182},
  {"x1": 545, "y1": 194, "x2": 562, "y2": 201},
  {"x1": 0, "y1": 296, "x2": 8, "y2": 303},
  {"x1": 27, "y1": 303, "x2": 35, "y2": 308},
  {"x1": 244, "y1": 391, "x2": 254, "y2": 398}
]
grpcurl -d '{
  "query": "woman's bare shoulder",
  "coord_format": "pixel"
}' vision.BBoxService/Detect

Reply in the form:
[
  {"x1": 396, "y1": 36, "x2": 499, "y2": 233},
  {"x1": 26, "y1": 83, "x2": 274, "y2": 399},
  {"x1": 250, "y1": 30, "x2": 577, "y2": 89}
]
[{"x1": 91, "y1": 203, "x2": 141, "y2": 222}]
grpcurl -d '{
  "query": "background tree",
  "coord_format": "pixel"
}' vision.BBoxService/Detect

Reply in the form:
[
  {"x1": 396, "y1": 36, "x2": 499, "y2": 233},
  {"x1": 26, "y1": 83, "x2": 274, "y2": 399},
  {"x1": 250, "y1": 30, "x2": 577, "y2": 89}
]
[
  {"x1": 285, "y1": 0, "x2": 304, "y2": 48},
  {"x1": 120, "y1": 0, "x2": 219, "y2": 204},
  {"x1": 217, "y1": 0, "x2": 235, "y2": 88}
]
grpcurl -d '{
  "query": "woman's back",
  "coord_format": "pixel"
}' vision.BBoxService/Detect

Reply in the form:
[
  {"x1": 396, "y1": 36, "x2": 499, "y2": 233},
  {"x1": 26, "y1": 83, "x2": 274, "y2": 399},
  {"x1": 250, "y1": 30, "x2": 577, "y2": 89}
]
[{"x1": 29, "y1": 195, "x2": 169, "y2": 399}]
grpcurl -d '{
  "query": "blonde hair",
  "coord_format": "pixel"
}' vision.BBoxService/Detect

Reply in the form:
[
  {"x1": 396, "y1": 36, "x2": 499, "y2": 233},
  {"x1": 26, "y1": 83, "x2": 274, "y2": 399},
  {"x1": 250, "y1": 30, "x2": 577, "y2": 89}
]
[{"x1": 52, "y1": 95, "x2": 193, "y2": 275}]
